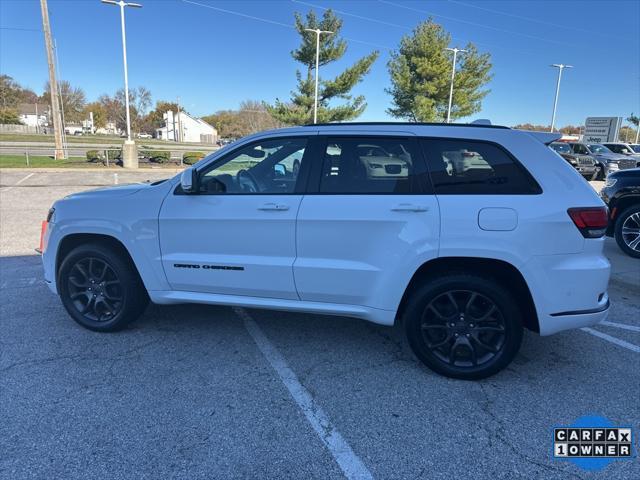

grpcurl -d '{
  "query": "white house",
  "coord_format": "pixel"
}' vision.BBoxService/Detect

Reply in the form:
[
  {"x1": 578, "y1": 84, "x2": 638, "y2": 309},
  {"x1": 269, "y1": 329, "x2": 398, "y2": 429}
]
[
  {"x1": 18, "y1": 103, "x2": 49, "y2": 129},
  {"x1": 156, "y1": 111, "x2": 218, "y2": 144}
]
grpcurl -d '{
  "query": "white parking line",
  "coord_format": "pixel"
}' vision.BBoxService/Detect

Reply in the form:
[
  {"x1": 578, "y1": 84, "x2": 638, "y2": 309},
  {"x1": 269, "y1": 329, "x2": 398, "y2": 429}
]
[
  {"x1": 599, "y1": 321, "x2": 640, "y2": 333},
  {"x1": 581, "y1": 327, "x2": 640, "y2": 353},
  {"x1": 234, "y1": 307, "x2": 373, "y2": 480},
  {"x1": 1, "y1": 172, "x2": 35, "y2": 192}
]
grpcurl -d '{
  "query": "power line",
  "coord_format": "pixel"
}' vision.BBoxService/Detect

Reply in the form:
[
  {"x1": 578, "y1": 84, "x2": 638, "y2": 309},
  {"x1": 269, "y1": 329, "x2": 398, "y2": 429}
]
[
  {"x1": 182, "y1": 0, "x2": 391, "y2": 50},
  {"x1": 294, "y1": 0, "x2": 536, "y2": 55},
  {"x1": 446, "y1": 0, "x2": 624, "y2": 40},
  {"x1": 0, "y1": 26, "x2": 42, "y2": 32},
  {"x1": 379, "y1": 0, "x2": 580, "y2": 48}
]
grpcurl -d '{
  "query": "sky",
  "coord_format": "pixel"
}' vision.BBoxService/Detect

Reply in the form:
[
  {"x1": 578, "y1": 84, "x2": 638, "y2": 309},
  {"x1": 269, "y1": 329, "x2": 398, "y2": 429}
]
[{"x1": 0, "y1": 0, "x2": 639, "y2": 127}]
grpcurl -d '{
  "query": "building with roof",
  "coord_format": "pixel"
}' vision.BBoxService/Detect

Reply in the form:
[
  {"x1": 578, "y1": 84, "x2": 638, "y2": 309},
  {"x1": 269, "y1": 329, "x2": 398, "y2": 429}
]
[{"x1": 156, "y1": 111, "x2": 218, "y2": 144}]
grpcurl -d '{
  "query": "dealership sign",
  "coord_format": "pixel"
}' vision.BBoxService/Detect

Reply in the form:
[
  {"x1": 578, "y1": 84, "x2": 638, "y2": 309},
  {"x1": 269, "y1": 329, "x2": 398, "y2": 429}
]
[{"x1": 583, "y1": 117, "x2": 622, "y2": 143}]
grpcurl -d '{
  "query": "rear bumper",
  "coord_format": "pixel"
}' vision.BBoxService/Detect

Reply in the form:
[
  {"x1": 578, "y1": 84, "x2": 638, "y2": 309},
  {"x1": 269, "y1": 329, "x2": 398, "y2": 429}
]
[
  {"x1": 539, "y1": 296, "x2": 610, "y2": 336},
  {"x1": 522, "y1": 245, "x2": 611, "y2": 336}
]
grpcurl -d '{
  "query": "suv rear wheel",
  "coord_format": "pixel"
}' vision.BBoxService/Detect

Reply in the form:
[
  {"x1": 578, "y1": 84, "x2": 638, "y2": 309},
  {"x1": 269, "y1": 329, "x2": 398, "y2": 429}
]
[
  {"x1": 58, "y1": 243, "x2": 149, "y2": 332},
  {"x1": 404, "y1": 273, "x2": 523, "y2": 380},
  {"x1": 614, "y1": 205, "x2": 640, "y2": 258}
]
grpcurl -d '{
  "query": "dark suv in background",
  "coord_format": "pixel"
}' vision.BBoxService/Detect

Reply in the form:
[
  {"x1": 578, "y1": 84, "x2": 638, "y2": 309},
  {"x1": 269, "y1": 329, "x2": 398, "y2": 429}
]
[
  {"x1": 549, "y1": 142, "x2": 597, "y2": 179},
  {"x1": 569, "y1": 143, "x2": 637, "y2": 179},
  {"x1": 600, "y1": 168, "x2": 640, "y2": 258}
]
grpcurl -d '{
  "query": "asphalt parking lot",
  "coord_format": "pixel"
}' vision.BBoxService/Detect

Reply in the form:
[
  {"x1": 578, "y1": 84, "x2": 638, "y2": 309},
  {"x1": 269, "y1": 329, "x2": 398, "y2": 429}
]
[{"x1": 1, "y1": 169, "x2": 638, "y2": 480}]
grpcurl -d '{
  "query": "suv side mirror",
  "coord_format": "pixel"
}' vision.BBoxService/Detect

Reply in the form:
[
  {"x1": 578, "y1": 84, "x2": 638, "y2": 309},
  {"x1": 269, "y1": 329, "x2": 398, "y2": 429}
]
[
  {"x1": 180, "y1": 167, "x2": 199, "y2": 193},
  {"x1": 274, "y1": 164, "x2": 286, "y2": 176}
]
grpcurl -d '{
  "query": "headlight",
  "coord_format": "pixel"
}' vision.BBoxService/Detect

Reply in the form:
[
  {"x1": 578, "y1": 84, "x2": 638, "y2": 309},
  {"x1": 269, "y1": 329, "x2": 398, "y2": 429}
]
[
  {"x1": 604, "y1": 177, "x2": 617, "y2": 187},
  {"x1": 369, "y1": 163, "x2": 383, "y2": 169}
]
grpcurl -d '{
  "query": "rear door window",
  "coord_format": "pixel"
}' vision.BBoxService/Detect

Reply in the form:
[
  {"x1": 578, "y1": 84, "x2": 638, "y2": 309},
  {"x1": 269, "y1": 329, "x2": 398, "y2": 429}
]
[
  {"x1": 317, "y1": 137, "x2": 430, "y2": 194},
  {"x1": 420, "y1": 138, "x2": 540, "y2": 194}
]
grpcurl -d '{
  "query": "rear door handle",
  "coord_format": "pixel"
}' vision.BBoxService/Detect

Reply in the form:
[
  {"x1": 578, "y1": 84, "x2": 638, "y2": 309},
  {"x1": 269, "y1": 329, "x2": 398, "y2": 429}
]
[
  {"x1": 258, "y1": 203, "x2": 290, "y2": 211},
  {"x1": 391, "y1": 204, "x2": 429, "y2": 212}
]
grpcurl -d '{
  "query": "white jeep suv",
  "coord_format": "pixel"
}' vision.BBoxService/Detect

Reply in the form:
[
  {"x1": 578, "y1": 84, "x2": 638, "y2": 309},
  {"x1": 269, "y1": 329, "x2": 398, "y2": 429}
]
[{"x1": 41, "y1": 123, "x2": 611, "y2": 379}]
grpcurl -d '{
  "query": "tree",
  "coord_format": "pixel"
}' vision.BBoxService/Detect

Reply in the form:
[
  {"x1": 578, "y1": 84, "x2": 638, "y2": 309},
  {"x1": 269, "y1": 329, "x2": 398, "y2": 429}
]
[
  {"x1": 202, "y1": 110, "x2": 246, "y2": 138},
  {"x1": 0, "y1": 75, "x2": 38, "y2": 108},
  {"x1": 0, "y1": 107, "x2": 22, "y2": 124},
  {"x1": 99, "y1": 86, "x2": 152, "y2": 133},
  {"x1": 627, "y1": 113, "x2": 639, "y2": 143},
  {"x1": 83, "y1": 101, "x2": 108, "y2": 129},
  {"x1": 42, "y1": 80, "x2": 86, "y2": 123},
  {"x1": 142, "y1": 100, "x2": 180, "y2": 134},
  {"x1": 266, "y1": 10, "x2": 379, "y2": 125},
  {"x1": 386, "y1": 19, "x2": 492, "y2": 122},
  {"x1": 238, "y1": 100, "x2": 282, "y2": 134}
]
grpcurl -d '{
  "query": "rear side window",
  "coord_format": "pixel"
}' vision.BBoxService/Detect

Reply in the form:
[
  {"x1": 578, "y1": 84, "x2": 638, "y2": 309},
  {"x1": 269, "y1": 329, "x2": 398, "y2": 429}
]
[
  {"x1": 420, "y1": 138, "x2": 540, "y2": 194},
  {"x1": 319, "y1": 137, "x2": 429, "y2": 194}
]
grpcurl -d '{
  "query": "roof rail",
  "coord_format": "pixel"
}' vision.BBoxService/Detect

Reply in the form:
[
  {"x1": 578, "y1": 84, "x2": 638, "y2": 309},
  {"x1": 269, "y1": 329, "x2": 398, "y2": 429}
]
[{"x1": 303, "y1": 121, "x2": 510, "y2": 129}]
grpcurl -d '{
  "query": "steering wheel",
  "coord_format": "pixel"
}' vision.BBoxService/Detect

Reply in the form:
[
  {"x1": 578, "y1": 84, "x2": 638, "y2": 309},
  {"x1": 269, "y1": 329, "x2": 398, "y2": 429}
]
[{"x1": 237, "y1": 169, "x2": 260, "y2": 193}]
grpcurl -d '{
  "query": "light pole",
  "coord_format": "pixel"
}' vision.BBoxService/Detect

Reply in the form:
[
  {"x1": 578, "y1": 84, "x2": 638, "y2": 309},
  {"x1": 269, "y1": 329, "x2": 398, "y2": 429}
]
[
  {"x1": 445, "y1": 47, "x2": 466, "y2": 124},
  {"x1": 549, "y1": 63, "x2": 572, "y2": 132},
  {"x1": 305, "y1": 28, "x2": 333, "y2": 124},
  {"x1": 102, "y1": 0, "x2": 141, "y2": 167}
]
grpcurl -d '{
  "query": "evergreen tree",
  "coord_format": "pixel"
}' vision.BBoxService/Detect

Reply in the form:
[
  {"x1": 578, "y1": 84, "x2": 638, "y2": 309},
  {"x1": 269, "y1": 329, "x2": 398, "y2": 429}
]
[
  {"x1": 266, "y1": 10, "x2": 379, "y2": 125},
  {"x1": 387, "y1": 19, "x2": 492, "y2": 122}
]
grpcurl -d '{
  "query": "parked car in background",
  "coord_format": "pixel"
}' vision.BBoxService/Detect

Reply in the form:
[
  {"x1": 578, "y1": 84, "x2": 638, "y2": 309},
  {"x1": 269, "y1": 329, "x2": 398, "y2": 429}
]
[
  {"x1": 41, "y1": 123, "x2": 611, "y2": 380},
  {"x1": 137, "y1": 133, "x2": 153, "y2": 139},
  {"x1": 600, "y1": 168, "x2": 640, "y2": 258},
  {"x1": 549, "y1": 142, "x2": 598, "y2": 179},
  {"x1": 602, "y1": 142, "x2": 640, "y2": 158},
  {"x1": 569, "y1": 143, "x2": 637, "y2": 179}
]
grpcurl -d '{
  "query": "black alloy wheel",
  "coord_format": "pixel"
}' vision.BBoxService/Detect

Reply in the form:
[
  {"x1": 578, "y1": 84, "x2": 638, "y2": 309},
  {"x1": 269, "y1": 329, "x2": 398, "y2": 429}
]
[
  {"x1": 404, "y1": 273, "x2": 523, "y2": 380},
  {"x1": 67, "y1": 257, "x2": 123, "y2": 322}
]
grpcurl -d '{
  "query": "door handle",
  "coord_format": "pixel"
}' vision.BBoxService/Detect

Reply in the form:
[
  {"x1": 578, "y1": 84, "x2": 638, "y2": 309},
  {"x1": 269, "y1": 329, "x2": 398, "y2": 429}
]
[
  {"x1": 391, "y1": 204, "x2": 429, "y2": 212},
  {"x1": 258, "y1": 203, "x2": 290, "y2": 211}
]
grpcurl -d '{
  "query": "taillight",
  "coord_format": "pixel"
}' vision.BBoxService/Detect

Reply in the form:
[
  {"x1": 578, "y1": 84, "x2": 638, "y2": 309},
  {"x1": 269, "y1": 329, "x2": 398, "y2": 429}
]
[{"x1": 567, "y1": 207, "x2": 608, "y2": 238}]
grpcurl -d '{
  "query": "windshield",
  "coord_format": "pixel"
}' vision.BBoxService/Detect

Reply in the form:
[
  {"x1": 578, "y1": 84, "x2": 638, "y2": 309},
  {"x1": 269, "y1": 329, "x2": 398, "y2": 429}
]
[
  {"x1": 550, "y1": 143, "x2": 571, "y2": 154},
  {"x1": 586, "y1": 144, "x2": 612, "y2": 154}
]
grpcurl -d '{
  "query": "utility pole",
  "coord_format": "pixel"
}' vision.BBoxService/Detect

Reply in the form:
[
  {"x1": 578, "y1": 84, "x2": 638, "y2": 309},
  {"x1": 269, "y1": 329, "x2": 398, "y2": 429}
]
[
  {"x1": 102, "y1": 0, "x2": 142, "y2": 167},
  {"x1": 176, "y1": 96, "x2": 182, "y2": 143},
  {"x1": 550, "y1": 64, "x2": 573, "y2": 132},
  {"x1": 445, "y1": 47, "x2": 466, "y2": 124},
  {"x1": 39, "y1": 0, "x2": 64, "y2": 159},
  {"x1": 305, "y1": 28, "x2": 333, "y2": 124}
]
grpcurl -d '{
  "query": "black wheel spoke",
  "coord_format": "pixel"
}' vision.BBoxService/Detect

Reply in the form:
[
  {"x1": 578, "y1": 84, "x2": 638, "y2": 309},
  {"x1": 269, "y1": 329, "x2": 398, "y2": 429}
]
[
  {"x1": 66, "y1": 257, "x2": 123, "y2": 322},
  {"x1": 420, "y1": 289, "x2": 506, "y2": 369}
]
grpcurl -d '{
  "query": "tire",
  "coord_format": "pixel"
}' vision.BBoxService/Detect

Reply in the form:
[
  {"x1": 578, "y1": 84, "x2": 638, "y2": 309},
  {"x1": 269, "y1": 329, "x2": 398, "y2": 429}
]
[
  {"x1": 57, "y1": 243, "x2": 149, "y2": 332},
  {"x1": 593, "y1": 164, "x2": 604, "y2": 181},
  {"x1": 403, "y1": 273, "x2": 523, "y2": 380},
  {"x1": 614, "y1": 205, "x2": 640, "y2": 258}
]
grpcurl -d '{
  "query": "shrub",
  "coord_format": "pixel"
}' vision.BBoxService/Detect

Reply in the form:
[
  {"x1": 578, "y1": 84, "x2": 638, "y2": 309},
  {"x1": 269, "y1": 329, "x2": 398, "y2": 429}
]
[
  {"x1": 183, "y1": 151, "x2": 206, "y2": 165},
  {"x1": 86, "y1": 149, "x2": 121, "y2": 165},
  {"x1": 140, "y1": 149, "x2": 171, "y2": 163},
  {"x1": 86, "y1": 150, "x2": 100, "y2": 162}
]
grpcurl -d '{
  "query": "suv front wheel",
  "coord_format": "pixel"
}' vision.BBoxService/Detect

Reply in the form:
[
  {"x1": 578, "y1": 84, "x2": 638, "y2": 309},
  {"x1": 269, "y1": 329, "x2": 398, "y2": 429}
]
[
  {"x1": 404, "y1": 273, "x2": 523, "y2": 380},
  {"x1": 58, "y1": 243, "x2": 149, "y2": 332}
]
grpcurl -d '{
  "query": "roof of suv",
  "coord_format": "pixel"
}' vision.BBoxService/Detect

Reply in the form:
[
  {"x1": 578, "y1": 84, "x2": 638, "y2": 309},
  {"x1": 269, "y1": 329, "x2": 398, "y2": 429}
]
[{"x1": 304, "y1": 122, "x2": 510, "y2": 130}]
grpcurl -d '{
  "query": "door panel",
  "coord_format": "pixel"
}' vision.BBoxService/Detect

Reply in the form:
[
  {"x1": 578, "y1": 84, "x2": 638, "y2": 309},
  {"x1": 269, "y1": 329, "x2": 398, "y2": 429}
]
[
  {"x1": 294, "y1": 135, "x2": 439, "y2": 310},
  {"x1": 159, "y1": 194, "x2": 301, "y2": 299},
  {"x1": 294, "y1": 195, "x2": 439, "y2": 309},
  {"x1": 158, "y1": 136, "x2": 311, "y2": 299}
]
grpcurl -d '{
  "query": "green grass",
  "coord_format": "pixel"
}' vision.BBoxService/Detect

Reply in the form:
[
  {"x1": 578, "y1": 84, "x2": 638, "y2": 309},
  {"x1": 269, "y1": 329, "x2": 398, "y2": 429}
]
[
  {"x1": 0, "y1": 154, "x2": 186, "y2": 169},
  {"x1": 0, "y1": 155, "x2": 89, "y2": 168},
  {"x1": 0, "y1": 133, "x2": 214, "y2": 146}
]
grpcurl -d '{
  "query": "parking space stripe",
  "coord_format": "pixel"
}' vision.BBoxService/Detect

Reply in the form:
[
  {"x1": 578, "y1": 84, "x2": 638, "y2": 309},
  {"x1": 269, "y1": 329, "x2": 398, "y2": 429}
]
[
  {"x1": 1, "y1": 172, "x2": 35, "y2": 191},
  {"x1": 599, "y1": 321, "x2": 640, "y2": 333},
  {"x1": 234, "y1": 307, "x2": 374, "y2": 480},
  {"x1": 581, "y1": 327, "x2": 640, "y2": 353}
]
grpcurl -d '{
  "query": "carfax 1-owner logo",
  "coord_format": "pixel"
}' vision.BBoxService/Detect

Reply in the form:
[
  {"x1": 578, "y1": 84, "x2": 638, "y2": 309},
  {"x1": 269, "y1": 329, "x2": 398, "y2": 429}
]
[{"x1": 553, "y1": 415, "x2": 635, "y2": 471}]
